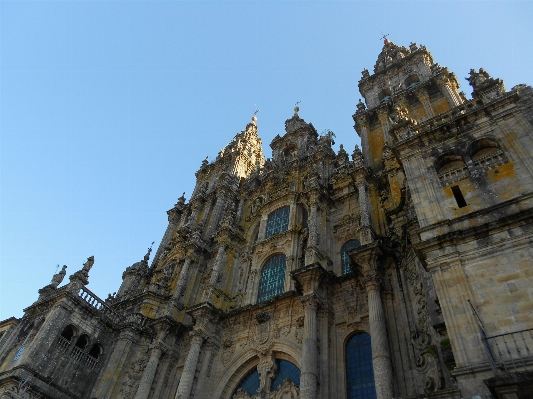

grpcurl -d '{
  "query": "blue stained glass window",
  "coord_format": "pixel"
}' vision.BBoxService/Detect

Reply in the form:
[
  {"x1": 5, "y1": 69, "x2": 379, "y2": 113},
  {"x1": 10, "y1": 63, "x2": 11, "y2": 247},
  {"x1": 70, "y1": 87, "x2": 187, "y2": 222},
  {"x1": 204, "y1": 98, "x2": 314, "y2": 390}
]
[
  {"x1": 265, "y1": 207, "x2": 290, "y2": 238},
  {"x1": 346, "y1": 333, "x2": 377, "y2": 399},
  {"x1": 257, "y1": 255, "x2": 286, "y2": 302},
  {"x1": 270, "y1": 360, "x2": 300, "y2": 391},
  {"x1": 232, "y1": 367, "x2": 260, "y2": 396},
  {"x1": 341, "y1": 240, "x2": 361, "y2": 275},
  {"x1": 232, "y1": 360, "x2": 300, "y2": 398}
]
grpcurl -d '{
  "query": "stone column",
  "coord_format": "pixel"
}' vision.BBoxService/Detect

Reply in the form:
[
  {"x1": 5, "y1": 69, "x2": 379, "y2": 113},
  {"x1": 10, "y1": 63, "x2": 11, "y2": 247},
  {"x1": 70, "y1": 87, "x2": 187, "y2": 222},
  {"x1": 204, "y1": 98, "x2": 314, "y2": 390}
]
[
  {"x1": 377, "y1": 107, "x2": 391, "y2": 144},
  {"x1": 194, "y1": 341, "x2": 216, "y2": 399},
  {"x1": 133, "y1": 343, "x2": 164, "y2": 399},
  {"x1": 174, "y1": 331, "x2": 206, "y2": 399},
  {"x1": 91, "y1": 329, "x2": 136, "y2": 399},
  {"x1": 169, "y1": 257, "x2": 193, "y2": 309},
  {"x1": 437, "y1": 77, "x2": 462, "y2": 107},
  {"x1": 355, "y1": 178, "x2": 372, "y2": 244},
  {"x1": 308, "y1": 196, "x2": 319, "y2": 247},
  {"x1": 206, "y1": 191, "x2": 228, "y2": 237},
  {"x1": 186, "y1": 201, "x2": 202, "y2": 229},
  {"x1": 364, "y1": 274, "x2": 394, "y2": 399},
  {"x1": 197, "y1": 198, "x2": 213, "y2": 230},
  {"x1": 209, "y1": 244, "x2": 227, "y2": 286},
  {"x1": 415, "y1": 91, "x2": 435, "y2": 118},
  {"x1": 300, "y1": 294, "x2": 319, "y2": 399}
]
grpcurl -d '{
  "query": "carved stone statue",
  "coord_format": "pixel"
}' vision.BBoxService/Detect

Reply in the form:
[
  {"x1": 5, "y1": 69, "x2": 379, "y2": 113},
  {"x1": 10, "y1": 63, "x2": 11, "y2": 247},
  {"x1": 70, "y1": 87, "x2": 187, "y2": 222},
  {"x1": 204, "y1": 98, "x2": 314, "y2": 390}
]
[
  {"x1": 82, "y1": 256, "x2": 94, "y2": 273},
  {"x1": 50, "y1": 265, "x2": 67, "y2": 288}
]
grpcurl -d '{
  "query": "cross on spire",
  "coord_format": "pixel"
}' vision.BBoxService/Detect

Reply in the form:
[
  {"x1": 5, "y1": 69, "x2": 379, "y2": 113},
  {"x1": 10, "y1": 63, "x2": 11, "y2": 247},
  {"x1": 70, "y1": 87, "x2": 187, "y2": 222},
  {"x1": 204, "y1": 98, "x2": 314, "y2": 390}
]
[{"x1": 380, "y1": 32, "x2": 390, "y2": 44}]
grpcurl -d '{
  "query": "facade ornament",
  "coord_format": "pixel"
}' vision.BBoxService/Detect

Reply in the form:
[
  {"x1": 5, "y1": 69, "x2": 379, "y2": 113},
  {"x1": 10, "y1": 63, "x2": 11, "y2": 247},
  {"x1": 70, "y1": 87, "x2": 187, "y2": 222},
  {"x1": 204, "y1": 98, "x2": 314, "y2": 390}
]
[{"x1": 50, "y1": 265, "x2": 67, "y2": 288}]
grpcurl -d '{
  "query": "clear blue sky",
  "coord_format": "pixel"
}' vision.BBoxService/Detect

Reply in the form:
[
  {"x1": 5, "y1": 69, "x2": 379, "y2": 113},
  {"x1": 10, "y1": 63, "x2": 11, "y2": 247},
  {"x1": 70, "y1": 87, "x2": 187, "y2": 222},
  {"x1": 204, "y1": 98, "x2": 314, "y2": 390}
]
[{"x1": 1, "y1": 1, "x2": 531, "y2": 320}]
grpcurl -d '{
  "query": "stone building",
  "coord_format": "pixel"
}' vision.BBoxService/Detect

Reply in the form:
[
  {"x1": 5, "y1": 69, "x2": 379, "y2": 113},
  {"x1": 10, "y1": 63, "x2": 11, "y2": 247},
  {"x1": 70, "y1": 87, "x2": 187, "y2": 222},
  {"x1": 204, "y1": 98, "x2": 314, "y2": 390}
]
[{"x1": 1, "y1": 39, "x2": 532, "y2": 399}]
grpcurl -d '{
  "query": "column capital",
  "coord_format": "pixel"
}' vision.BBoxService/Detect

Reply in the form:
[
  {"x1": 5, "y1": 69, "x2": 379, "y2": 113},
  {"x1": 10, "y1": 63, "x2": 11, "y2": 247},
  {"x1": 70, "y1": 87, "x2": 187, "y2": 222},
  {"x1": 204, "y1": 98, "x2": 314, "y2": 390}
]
[
  {"x1": 362, "y1": 272, "x2": 382, "y2": 293},
  {"x1": 292, "y1": 264, "x2": 329, "y2": 295},
  {"x1": 189, "y1": 329, "x2": 208, "y2": 345},
  {"x1": 300, "y1": 294, "x2": 319, "y2": 311},
  {"x1": 348, "y1": 243, "x2": 382, "y2": 276}
]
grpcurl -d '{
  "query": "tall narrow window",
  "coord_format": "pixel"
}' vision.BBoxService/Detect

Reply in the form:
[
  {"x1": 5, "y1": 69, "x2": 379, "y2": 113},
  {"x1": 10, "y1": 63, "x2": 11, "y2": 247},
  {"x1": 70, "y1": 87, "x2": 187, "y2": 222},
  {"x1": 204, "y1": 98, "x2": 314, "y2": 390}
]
[
  {"x1": 451, "y1": 185, "x2": 467, "y2": 208},
  {"x1": 257, "y1": 255, "x2": 286, "y2": 302},
  {"x1": 341, "y1": 240, "x2": 361, "y2": 275},
  {"x1": 265, "y1": 206, "x2": 290, "y2": 238},
  {"x1": 346, "y1": 333, "x2": 376, "y2": 399}
]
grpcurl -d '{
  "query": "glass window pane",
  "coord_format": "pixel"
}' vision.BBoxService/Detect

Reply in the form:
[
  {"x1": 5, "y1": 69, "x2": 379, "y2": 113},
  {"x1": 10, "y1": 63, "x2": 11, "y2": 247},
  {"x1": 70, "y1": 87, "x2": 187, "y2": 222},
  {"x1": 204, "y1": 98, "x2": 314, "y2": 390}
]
[
  {"x1": 341, "y1": 240, "x2": 361, "y2": 275},
  {"x1": 232, "y1": 367, "x2": 260, "y2": 397},
  {"x1": 257, "y1": 255, "x2": 286, "y2": 302},
  {"x1": 270, "y1": 360, "x2": 300, "y2": 392},
  {"x1": 346, "y1": 333, "x2": 377, "y2": 399},
  {"x1": 266, "y1": 206, "x2": 290, "y2": 238}
]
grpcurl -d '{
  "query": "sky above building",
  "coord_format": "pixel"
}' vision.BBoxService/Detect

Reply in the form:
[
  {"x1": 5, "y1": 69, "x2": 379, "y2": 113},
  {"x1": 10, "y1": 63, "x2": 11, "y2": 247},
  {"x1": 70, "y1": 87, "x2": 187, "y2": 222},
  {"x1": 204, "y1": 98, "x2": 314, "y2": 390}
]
[{"x1": 1, "y1": 1, "x2": 531, "y2": 320}]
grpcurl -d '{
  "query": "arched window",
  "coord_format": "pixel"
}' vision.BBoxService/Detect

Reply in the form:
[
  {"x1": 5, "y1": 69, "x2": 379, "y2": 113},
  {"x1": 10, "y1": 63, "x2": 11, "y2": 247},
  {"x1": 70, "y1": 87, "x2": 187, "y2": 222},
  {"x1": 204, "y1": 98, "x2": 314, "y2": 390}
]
[
  {"x1": 88, "y1": 343, "x2": 103, "y2": 359},
  {"x1": 346, "y1": 333, "x2": 376, "y2": 399},
  {"x1": 341, "y1": 240, "x2": 361, "y2": 275},
  {"x1": 270, "y1": 360, "x2": 300, "y2": 392},
  {"x1": 265, "y1": 206, "x2": 290, "y2": 238},
  {"x1": 232, "y1": 367, "x2": 260, "y2": 397},
  {"x1": 75, "y1": 334, "x2": 90, "y2": 349},
  {"x1": 60, "y1": 325, "x2": 76, "y2": 341},
  {"x1": 257, "y1": 255, "x2": 286, "y2": 302},
  {"x1": 436, "y1": 154, "x2": 465, "y2": 174},
  {"x1": 232, "y1": 360, "x2": 300, "y2": 397},
  {"x1": 470, "y1": 138, "x2": 500, "y2": 161}
]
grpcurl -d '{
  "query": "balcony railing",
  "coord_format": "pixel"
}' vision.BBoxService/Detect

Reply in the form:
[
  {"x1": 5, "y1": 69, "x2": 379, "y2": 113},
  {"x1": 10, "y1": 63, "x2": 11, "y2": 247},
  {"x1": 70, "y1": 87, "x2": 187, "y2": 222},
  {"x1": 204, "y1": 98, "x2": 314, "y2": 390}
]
[{"x1": 484, "y1": 328, "x2": 533, "y2": 375}]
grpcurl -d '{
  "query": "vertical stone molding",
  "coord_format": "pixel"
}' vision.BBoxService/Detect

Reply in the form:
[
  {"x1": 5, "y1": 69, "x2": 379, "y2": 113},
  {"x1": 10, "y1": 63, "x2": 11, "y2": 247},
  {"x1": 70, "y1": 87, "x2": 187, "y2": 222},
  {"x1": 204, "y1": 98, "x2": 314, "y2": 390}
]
[
  {"x1": 174, "y1": 330, "x2": 206, "y2": 399},
  {"x1": 133, "y1": 343, "x2": 164, "y2": 399},
  {"x1": 209, "y1": 244, "x2": 227, "y2": 286},
  {"x1": 300, "y1": 294, "x2": 319, "y2": 399}
]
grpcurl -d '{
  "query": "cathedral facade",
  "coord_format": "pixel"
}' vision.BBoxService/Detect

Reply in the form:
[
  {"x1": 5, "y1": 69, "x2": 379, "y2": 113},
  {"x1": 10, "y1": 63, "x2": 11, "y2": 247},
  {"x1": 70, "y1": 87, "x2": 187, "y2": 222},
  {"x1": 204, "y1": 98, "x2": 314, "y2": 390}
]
[{"x1": 1, "y1": 40, "x2": 532, "y2": 399}]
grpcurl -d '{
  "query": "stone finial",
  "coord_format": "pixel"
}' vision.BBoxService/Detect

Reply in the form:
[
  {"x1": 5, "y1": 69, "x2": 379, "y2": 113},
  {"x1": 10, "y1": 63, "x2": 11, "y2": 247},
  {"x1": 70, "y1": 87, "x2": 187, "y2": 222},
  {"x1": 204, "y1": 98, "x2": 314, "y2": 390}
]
[
  {"x1": 409, "y1": 42, "x2": 418, "y2": 52},
  {"x1": 82, "y1": 256, "x2": 94, "y2": 273},
  {"x1": 352, "y1": 144, "x2": 364, "y2": 167},
  {"x1": 357, "y1": 99, "x2": 366, "y2": 111},
  {"x1": 361, "y1": 68, "x2": 370, "y2": 78},
  {"x1": 50, "y1": 265, "x2": 67, "y2": 288},
  {"x1": 144, "y1": 242, "x2": 154, "y2": 263},
  {"x1": 177, "y1": 192, "x2": 186, "y2": 206}
]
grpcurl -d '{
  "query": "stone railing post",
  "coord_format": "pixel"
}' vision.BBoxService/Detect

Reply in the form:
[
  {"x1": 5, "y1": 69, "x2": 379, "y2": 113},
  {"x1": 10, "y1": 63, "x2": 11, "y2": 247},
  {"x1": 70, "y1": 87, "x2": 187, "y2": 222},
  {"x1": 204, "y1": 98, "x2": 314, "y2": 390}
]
[
  {"x1": 174, "y1": 330, "x2": 206, "y2": 399},
  {"x1": 300, "y1": 294, "x2": 319, "y2": 399},
  {"x1": 133, "y1": 343, "x2": 165, "y2": 399}
]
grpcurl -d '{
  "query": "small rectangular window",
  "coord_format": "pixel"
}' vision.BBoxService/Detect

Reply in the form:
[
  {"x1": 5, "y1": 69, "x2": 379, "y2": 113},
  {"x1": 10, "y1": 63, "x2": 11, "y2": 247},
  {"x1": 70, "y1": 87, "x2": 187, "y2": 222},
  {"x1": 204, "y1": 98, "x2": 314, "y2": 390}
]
[{"x1": 451, "y1": 185, "x2": 467, "y2": 208}]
